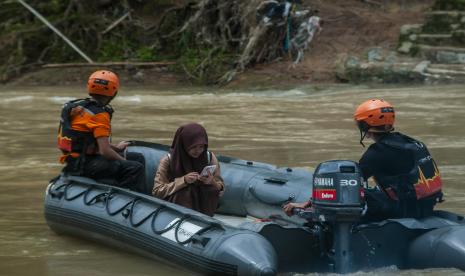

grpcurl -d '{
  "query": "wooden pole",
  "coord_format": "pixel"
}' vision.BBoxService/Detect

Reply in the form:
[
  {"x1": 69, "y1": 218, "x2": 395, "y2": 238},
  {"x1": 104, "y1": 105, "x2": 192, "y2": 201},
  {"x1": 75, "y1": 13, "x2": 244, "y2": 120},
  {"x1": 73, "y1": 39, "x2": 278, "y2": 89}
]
[
  {"x1": 42, "y1": 61, "x2": 176, "y2": 68},
  {"x1": 101, "y1": 11, "x2": 131, "y2": 35},
  {"x1": 16, "y1": 0, "x2": 94, "y2": 63}
]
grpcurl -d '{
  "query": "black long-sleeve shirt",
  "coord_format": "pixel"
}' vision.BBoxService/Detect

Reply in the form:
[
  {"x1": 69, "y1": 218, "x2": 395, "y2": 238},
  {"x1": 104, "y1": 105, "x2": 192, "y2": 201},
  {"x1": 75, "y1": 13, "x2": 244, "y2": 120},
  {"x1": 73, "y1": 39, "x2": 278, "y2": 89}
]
[{"x1": 359, "y1": 132, "x2": 414, "y2": 186}]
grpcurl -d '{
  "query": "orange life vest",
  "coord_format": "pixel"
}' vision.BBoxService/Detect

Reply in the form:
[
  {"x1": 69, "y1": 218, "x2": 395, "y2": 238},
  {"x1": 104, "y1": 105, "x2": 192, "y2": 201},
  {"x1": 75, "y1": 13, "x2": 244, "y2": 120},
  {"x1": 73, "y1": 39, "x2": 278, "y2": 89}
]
[{"x1": 57, "y1": 98, "x2": 113, "y2": 162}]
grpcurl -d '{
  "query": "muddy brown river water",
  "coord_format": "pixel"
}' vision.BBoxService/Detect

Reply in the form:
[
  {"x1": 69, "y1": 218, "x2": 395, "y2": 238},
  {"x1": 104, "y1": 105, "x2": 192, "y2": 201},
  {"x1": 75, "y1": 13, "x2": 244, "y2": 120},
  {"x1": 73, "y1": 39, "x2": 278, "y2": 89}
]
[{"x1": 0, "y1": 84, "x2": 464, "y2": 275}]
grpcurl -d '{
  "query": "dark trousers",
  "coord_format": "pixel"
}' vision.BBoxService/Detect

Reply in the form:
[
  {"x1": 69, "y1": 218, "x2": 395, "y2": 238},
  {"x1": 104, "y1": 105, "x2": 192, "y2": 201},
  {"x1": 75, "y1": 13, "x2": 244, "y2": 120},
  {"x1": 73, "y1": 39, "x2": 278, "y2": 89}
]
[
  {"x1": 364, "y1": 189, "x2": 399, "y2": 221},
  {"x1": 364, "y1": 188, "x2": 437, "y2": 221},
  {"x1": 167, "y1": 184, "x2": 221, "y2": 216},
  {"x1": 65, "y1": 152, "x2": 146, "y2": 193}
]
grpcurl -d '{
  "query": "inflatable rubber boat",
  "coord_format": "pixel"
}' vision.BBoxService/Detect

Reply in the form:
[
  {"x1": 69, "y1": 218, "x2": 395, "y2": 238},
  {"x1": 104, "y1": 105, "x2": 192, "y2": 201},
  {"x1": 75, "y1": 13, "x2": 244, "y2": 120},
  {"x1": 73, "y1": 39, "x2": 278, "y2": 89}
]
[{"x1": 44, "y1": 141, "x2": 465, "y2": 275}]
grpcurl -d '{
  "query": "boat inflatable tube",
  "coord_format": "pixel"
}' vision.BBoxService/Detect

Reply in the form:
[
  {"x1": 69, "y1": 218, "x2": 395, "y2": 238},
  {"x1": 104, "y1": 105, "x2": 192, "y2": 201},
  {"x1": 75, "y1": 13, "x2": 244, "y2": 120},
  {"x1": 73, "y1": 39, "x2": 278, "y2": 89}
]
[{"x1": 46, "y1": 176, "x2": 277, "y2": 275}]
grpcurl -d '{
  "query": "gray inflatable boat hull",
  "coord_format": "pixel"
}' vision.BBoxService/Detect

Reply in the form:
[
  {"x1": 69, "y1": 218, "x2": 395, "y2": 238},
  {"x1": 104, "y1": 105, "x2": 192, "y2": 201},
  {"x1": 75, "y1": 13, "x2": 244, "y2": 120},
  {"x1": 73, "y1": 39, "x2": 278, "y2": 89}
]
[
  {"x1": 44, "y1": 142, "x2": 465, "y2": 274},
  {"x1": 45, "y1": 176, "x2": 277, "y2": 275}
]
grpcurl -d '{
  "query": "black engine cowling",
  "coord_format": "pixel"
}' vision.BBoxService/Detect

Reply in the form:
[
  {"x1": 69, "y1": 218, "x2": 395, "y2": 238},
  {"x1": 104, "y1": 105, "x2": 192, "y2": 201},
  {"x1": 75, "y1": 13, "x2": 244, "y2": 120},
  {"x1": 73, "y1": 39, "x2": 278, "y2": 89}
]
[{"x1": 311, "y1": 160, "x2": 365, "y2": 222}]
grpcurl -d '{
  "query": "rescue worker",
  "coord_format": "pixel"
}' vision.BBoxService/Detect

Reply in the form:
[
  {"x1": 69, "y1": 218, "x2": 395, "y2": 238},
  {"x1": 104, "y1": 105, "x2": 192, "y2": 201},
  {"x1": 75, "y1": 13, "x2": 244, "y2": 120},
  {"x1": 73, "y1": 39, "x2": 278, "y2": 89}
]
[
  {"x1": 57, "y1": 70, "x2": 146, "y2": 193},
  {"x1": 283, "y1": 99, "x2": 443, "y2": 220},
  {"x1": 353, "y1": 99, "x2": 443, "y2": 220}
]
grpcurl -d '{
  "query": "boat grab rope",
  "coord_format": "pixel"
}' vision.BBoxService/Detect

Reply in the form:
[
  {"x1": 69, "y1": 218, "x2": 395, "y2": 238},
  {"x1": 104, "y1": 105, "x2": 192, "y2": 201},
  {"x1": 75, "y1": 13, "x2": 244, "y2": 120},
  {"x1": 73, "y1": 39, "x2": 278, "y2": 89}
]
[
  {"x1": 175, "y1": 218, "x2": 215, "y2": 245},
  {"x1": 47, "y1": 180, "x2": 220, "y2": 246},
  {"x1": 104, "y1": 190, "x2": 138, "y2": 216},
  {"x1": 84, "y1": 189, "x2": 109, "y2": 206},
  {"x1": 151, "y1": 212, "x2": 190, "y2": 235}
]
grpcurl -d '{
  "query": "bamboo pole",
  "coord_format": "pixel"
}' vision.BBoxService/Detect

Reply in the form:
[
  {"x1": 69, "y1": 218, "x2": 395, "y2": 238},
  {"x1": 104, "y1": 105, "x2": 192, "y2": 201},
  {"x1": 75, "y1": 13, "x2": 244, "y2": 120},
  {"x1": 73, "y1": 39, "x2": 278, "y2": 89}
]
[
  {"x1": 16, "y1": 0, "x2": 94, "y2": 63},
  {"x1": 42, "y1": 61, "x2": 176, "y2": 68},
  {"x1": 101, "y1": 11, "x2": 131, "y2": 35}
]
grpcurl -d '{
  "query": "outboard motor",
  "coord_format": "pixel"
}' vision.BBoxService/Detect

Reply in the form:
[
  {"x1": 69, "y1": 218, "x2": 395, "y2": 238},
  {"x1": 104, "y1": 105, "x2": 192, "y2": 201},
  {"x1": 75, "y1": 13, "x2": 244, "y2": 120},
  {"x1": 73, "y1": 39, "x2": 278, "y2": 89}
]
[{"x1": 309, "y1": 160, "x2": 365, "y2": 273}]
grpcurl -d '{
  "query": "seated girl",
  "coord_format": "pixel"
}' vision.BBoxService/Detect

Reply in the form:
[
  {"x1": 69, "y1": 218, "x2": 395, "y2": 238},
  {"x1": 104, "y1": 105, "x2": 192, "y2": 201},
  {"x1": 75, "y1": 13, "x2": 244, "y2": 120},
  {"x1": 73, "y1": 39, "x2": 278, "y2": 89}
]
[{"x1": 152, "y1": 123, "x2": 224, "y2": 216}]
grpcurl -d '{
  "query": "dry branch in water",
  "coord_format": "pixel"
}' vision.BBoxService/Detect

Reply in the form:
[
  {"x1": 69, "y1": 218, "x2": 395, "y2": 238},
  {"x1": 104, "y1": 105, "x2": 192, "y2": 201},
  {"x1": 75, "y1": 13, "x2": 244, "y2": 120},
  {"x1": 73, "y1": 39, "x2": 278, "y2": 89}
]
[{"x1": 170, "y1": 0, "x2": 317, "y2": 84}]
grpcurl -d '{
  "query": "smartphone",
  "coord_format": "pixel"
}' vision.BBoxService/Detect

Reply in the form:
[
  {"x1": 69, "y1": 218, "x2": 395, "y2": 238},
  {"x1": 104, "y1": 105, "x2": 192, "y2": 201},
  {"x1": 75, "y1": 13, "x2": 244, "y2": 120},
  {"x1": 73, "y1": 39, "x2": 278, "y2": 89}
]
[{"x1": 200, "y1": 165, "x2": 217, "y2": 176}]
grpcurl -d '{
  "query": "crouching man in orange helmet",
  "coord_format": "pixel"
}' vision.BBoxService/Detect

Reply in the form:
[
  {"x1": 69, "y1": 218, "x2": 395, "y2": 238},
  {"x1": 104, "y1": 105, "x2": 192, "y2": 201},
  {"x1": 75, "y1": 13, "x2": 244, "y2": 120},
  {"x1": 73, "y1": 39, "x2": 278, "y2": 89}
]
[
  {"x1": 283, "y1": 99, "x2": 443, "y2": 220},
  {"x1": 353, "y1": 99, "x2": 443, "y2": 220},
  {"x1": 57, "y1": 70, "x2": 147, "y2": 193}
]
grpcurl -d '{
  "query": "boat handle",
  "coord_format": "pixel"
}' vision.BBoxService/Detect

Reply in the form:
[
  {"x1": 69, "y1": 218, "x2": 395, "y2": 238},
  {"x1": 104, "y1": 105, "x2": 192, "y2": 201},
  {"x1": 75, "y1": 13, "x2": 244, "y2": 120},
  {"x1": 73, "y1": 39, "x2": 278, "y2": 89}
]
[
  {"x1": 264, "y1": 177, "x2": 288, "y2": 185},
  {"x1": 249, "y1": 185, "x2": 295, "y2": 206}
]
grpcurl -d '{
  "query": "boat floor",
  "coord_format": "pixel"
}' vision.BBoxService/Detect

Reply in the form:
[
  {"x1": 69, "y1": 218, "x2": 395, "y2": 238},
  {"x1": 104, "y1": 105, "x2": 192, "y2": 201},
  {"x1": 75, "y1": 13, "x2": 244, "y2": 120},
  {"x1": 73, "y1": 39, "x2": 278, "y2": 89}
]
[{"x1": 213, "y1": 214, "x2": 256, "y2": 228}]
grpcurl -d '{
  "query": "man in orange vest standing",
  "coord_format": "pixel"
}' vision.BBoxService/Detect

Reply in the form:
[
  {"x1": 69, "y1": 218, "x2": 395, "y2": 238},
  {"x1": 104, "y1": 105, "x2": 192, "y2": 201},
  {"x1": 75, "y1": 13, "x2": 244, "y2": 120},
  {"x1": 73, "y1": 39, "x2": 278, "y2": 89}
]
[{"x1": 57, "y1": 70, "x2": 146, "y2": 193}]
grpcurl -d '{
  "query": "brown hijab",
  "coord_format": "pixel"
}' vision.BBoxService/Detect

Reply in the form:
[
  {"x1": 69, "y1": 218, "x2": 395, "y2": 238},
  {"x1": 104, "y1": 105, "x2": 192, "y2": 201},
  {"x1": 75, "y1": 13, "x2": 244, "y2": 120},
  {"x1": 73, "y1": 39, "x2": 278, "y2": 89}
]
[{"x1": 169, "y1": 123, "x2": 209, "y2": 179}]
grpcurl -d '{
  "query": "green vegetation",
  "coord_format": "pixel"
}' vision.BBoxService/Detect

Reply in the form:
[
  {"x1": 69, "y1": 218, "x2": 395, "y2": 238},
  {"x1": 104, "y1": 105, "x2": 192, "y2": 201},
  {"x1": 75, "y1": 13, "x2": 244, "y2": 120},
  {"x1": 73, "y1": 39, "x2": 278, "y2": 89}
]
[
  {"x1": 172, "y1": 30, "x2": 234, "y2": 84},
  {"x1": 0, "y1": 0, "x2": 313, "y2": 84},
  {"x1": 422, "y1": 12, "x2": 465, "y2": 33},
  {"x1": 176, "y1": 47, "x2": 234, "y2": 84},
  {"x1": 0, "y1": 1, "x2": 184, "y2": 82},
  {"x1": 135, "y1": 46, "x2": 159, "y2": 62},
  {"x1": 432, "y1": 0, "x2": 465, "y2": 10}
]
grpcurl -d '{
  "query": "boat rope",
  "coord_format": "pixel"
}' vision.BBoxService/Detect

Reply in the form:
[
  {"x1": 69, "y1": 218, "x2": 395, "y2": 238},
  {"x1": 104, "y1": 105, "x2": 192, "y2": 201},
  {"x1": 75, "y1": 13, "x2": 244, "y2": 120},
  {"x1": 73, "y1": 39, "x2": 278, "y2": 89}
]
[
  {"x1": 105, "y1": 190, "x2": 139, "y2": 216},
  {"x1": 175, "y1": 220, "x2": 218, "y2": 245},
  {"x1": 84, "y1": 190, "x2": 109, "y2": 206},
  {"x1": 129, "y1": 199, "x2": 161, "y2": 227},
  {"x1": 64, "y1": 182, "x2": 89, "y2": 201},
  {"x1": 48, "y1": 180, "x2": 219, "y2": 245},
  {"x1": 47, "y1": 182, "x2": 66, "y2": 198},
  {"x1": 152, "y1": 213, "x2": 191, "y2": 235}
]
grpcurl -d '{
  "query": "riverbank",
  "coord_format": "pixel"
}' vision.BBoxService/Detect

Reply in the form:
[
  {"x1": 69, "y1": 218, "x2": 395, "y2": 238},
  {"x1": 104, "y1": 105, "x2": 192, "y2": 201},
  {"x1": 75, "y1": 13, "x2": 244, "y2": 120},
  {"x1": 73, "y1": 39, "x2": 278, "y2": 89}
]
[{"x1": 1, "y1": 0, "x2": 434, "y2": 89}]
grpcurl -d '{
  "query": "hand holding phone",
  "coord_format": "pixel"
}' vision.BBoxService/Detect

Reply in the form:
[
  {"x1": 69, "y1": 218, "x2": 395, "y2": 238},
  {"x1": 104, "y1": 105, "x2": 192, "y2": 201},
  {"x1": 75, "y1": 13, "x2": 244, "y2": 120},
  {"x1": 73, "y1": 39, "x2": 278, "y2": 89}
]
[{"x1": 200, "y1": 165, "x2": 217, "y2": 176}]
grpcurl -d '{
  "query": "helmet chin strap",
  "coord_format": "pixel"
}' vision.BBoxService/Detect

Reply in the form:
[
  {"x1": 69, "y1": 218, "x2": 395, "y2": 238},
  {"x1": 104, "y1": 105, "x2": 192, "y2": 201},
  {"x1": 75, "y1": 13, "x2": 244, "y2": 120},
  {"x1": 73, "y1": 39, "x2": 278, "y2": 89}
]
[
  {"x1": 359, "y1": 129, "x2": 367, "y2": 147},
  {"x1": 356, "y1": 121, "x2": 369, "y2": 147}
]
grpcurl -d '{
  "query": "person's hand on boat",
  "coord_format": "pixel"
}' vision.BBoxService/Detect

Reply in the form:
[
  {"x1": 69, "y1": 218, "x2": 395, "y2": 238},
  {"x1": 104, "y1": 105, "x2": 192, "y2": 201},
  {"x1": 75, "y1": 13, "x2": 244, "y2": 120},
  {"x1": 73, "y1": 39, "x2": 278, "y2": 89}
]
[
  {"x1": 282, "y1": 201, "x2": 312, "y2": 216},
  {"x1": 184, "y1": 172, "x2": 199, "y2": 184},
  {"x1": 283, "y1": 202, "x2": 297, "y2": 216},
  {"x1": 115, "y1": 141, "x2": 130, "y2": 151}
]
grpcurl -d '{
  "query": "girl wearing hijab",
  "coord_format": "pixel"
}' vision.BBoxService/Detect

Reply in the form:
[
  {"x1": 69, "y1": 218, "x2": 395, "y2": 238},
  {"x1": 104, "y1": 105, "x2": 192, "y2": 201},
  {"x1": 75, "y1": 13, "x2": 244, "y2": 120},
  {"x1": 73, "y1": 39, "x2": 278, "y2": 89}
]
[{"x1": 152, "y1": 123, "x2": 224, "y2": 216}]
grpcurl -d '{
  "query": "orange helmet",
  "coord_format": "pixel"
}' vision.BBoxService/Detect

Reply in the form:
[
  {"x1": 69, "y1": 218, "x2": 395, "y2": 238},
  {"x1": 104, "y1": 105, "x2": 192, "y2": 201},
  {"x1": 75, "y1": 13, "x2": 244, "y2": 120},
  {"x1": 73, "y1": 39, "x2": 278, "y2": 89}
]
[
  {"x1": 354, "y1": 99, "x2": 395, "y2": 133},
  {"x1": 87, "y1": 70, "x2": 120, "y2": 97}
]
